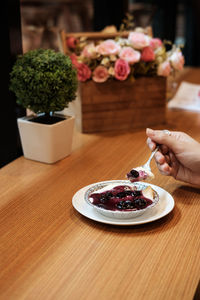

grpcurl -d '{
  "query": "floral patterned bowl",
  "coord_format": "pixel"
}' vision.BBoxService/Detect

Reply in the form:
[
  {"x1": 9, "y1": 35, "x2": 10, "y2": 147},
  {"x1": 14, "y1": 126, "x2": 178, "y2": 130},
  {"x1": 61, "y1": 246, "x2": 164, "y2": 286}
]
[{"x1": 84, "y1": 180, "x2": 159, "y2": 219}]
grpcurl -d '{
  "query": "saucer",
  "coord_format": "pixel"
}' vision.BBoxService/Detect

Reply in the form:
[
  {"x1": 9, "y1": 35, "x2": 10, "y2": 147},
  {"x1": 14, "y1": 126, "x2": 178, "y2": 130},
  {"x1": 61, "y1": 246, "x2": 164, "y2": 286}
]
[{"x1": 72, "y1": 180, "x2": 175, "y2": 226}]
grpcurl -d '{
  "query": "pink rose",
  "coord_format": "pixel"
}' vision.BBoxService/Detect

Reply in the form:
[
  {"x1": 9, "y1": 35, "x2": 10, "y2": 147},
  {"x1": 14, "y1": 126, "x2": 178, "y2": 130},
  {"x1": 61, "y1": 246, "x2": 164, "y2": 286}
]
[
  {"x1": 150, "y1": 38, "x2": 162, "y2": 50},
  {"x1": 128, "y1": 32, "x2": 150, "y2": 49},
  {"x1": 119, "y1": 47, "x2": 141, "y2": 65},
  {"x1": 96, "y1": 39, "x2": 121, "y2": 55},
  {"x1": 141, "y1": 46, "x2": 155, "y2": 62},
  {"x1": 169, "y1": 50, "x2": 184, "y2": 70},
  {"x1": 81, "y1": 43, "x2": 96, "y2": 58},
  {"x1": 66, "y1": 37, "x2": 77, "y2": 49},
  {"x1": 76, "y1": 63, "x2": 91, "y2": 82},
  {"x1": 92, "y1": 66, "x2": 109, "y2": 83},
  {"x1": 70, "y1": 53, "x2": 79, "y2": 67},
  {"x1": 114, "y1": 59, "x2": 130, "y2": 81},
  {"x1": 157, "y1": 61, "x2": 171, "y2": 77}
]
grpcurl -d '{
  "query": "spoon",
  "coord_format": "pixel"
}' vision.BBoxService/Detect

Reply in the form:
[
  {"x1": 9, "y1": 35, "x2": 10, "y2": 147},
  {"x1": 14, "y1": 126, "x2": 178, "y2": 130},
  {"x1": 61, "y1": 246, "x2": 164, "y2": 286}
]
[{"x1": 127, "y1": 146, "x2": 159, "y2": 182}]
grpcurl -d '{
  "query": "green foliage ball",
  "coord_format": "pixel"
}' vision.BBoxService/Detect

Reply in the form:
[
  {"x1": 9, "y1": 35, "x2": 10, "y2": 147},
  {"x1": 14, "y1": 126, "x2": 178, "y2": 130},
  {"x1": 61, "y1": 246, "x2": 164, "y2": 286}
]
[{"x1": 10, "y1": 49, "x2": 78, "y2": 114}]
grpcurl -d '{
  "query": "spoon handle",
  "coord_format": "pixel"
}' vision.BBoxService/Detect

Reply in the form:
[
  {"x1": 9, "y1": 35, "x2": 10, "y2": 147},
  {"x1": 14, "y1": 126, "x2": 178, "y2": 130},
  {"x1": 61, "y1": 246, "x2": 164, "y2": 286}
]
[{"x1": 143, "y1": 146, "x2": 159, "y2": 170}]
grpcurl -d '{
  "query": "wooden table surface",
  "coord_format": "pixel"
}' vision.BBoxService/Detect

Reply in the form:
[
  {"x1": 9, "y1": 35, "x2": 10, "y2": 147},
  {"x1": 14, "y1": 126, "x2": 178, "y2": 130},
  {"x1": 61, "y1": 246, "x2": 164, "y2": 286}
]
[{"x1": 0, "y1": 68, "x2": 200, "y2": 300}]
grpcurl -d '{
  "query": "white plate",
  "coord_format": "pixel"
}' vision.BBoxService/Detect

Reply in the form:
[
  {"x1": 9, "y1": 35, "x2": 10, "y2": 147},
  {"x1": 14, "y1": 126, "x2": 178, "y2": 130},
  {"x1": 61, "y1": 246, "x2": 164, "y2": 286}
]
[{"x1": 72, "y1": 180, "x2": 175, "y2": 226}]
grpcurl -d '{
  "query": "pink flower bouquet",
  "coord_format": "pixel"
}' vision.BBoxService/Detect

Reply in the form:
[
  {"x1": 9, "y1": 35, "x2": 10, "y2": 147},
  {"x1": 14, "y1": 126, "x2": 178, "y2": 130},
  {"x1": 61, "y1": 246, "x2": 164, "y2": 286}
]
[{"x1": 66, "y1": 30, "x2": 184, "y2": 83}]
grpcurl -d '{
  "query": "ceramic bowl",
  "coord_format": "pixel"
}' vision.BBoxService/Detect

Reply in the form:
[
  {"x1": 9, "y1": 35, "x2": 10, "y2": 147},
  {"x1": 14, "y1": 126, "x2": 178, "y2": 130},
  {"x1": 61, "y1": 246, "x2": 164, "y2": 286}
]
[{"x1": 84, "y1": 180, "x2": 159, "y2": 219}]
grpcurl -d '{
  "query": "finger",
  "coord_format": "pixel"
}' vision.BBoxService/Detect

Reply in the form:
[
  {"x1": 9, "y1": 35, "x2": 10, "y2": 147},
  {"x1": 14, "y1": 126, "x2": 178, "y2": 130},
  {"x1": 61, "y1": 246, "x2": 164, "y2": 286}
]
[
  {"x1": 159, "y1": 144, "x2": 169, "y2": 155},
  {"x1": 168, "y1": 151, "x2": 179, "y2": 178},
  {"x1": 164, "y1": 154, "x2": 171, "y2": 166},
  {"x1": 169, "y1": 151, "x2": 177, "y2": 164},
  {"x1": 146, "y1": 137, "x2": 156, "y2": 151},
  {"x1": 146, "y1": 128, "x2": 180, "y2": 152},
  {"x1": 156, "y1": 161, "x2": 171, "y2": 175},
  {"x1": 154, "y1": 151, "x2": 166, "y2": 164}
]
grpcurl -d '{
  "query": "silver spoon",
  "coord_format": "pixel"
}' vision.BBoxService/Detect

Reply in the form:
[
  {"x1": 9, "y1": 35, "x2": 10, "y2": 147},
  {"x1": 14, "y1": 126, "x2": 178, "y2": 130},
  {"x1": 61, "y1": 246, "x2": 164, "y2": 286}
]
[{"x1": 127, "y1": 146, "x2": 159, "y2": 182}]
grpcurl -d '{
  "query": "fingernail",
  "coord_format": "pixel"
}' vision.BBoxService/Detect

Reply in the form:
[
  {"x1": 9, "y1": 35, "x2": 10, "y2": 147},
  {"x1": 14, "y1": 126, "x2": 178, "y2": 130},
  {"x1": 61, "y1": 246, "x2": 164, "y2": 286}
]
[
  {"x1": 146, "y1": 128, "x2": 155, "y2": 136},
  {"x1": 163, "y1": 165, "x2": 170, "y2": 175},
  {"x1": 149, "y1": 142, "x2": 154, "y2": 150}
]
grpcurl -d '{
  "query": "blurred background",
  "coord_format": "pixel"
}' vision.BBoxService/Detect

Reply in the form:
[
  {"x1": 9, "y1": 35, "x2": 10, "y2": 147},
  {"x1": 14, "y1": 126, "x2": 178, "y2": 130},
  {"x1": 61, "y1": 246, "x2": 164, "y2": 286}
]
[
  {"x1": 1, "y1": 0, "x2": 200, "y2": 168},
  {"x1": 20, "y1": 0, "x2": 200, "y2": 66}
]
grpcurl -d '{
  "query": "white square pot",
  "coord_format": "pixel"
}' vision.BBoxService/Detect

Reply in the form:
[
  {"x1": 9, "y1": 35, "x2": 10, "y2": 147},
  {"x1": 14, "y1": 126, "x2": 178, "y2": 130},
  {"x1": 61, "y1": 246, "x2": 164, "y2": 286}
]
[{"x1": 17, "y1": 114, "x2": 75, "y2": 164}]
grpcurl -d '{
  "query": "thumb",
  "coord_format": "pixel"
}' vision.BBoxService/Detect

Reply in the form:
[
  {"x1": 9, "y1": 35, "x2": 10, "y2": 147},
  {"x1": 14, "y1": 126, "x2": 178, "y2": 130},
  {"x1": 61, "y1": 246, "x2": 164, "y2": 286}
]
[{"x1": 146, "y1": 128, "x2": 179, "y2": 152}]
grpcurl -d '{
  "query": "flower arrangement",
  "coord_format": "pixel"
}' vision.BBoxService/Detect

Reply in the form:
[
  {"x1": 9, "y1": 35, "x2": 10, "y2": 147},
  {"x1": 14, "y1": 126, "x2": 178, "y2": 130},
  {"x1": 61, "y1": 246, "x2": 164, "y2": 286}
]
[{"x1": 66, "y1": 29, "x2": 184, "y2": 83}]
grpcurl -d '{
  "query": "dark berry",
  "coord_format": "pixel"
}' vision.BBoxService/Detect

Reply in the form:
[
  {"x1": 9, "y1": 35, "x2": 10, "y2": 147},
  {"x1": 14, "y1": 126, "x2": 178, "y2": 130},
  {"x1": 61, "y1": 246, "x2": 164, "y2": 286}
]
[
  {"x1": 116, "y1": 200, "x2": 135, "y2": 210},
  {"x1": 132, "y1": 190, "x2": 142, "y2": 197},
  {"x1": 99, "y1": 196, "x2": 108, "y2": 203},
  {"x1": 118, "y1": 200, "x2": 126, "y2": 208},
  {"x1": 130, "y1": 169, "x2": 139, "y2": 178},
  {"x1": 105, "y1": 192, "x2": 113, "y2": 198},
  {"x1": 116, "y1": 203, "x2": 123, "y2": 210},
  {"x1": 116, "y1": 192, "x2": 127, "y2": 198},
  {"x1": 125, "y1": 190, "x2": 133, "y2": 196},
  {"x1": 124, "y1": 200, "x2": 134, "y2": 209},
  {"x1": 134, "y1": 198, "x2": 147, "y2": 209}
]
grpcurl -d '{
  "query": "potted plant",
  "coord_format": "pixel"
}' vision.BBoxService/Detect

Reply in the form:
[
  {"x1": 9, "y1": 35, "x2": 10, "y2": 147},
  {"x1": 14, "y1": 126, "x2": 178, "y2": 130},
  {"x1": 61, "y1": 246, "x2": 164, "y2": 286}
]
[{"x1": 10, "y1": 48, "x2": 78, "y2": 163}]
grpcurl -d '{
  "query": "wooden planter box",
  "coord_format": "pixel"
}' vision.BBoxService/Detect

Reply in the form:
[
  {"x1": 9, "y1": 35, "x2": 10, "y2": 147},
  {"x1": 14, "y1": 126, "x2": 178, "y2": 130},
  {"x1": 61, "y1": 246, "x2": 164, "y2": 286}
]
[{"x1": 79, "y1": 76, "x2": 166, "y2": 133}]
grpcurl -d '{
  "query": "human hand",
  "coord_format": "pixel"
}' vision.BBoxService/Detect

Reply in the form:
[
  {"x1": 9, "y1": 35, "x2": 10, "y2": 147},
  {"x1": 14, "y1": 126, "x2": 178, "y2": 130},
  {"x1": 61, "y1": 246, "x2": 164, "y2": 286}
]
[{"x1": 146, "y1": 128, "x2": 200, "y2": 186}]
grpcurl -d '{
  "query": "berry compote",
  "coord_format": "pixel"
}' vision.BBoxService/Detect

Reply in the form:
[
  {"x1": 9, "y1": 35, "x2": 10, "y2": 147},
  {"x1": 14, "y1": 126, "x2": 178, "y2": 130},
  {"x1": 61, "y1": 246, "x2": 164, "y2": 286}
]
[
  {"x1": 127, "y1": 168, "x2": 148, "y2": 182},
  {"x1": 89, "y1": 185, "x2": 153, "y2": 211},
  {"x1": 127, "y1": 167, "x2": 154, "y2": 182}
]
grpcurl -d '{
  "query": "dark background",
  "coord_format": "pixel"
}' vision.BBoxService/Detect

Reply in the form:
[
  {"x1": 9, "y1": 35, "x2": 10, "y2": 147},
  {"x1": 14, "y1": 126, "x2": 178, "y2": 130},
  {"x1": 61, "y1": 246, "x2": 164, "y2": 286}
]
[{"x1": 0, "y1": 0, "x2": 25, "y2": 168}]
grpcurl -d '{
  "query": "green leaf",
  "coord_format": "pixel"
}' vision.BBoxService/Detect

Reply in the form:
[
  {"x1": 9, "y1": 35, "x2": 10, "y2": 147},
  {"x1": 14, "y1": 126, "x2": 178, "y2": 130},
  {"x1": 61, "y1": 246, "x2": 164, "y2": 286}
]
[{"x1": 9, "y1": 49, "x2": 78, "y2": 114}]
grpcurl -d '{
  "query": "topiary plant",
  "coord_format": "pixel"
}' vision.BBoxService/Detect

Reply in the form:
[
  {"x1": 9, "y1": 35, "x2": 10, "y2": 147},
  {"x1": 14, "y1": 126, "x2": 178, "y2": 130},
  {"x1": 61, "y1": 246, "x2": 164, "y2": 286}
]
[{"x1": 10, "y1": 49, "x2": 78, "y2": 124}]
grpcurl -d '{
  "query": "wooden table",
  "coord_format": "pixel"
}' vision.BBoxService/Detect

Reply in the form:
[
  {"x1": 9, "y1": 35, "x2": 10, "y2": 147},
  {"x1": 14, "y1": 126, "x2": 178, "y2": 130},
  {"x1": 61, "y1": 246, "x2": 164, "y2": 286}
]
[{"x1": 0, "y1": 69, "x2": 200, "y2": 300}]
